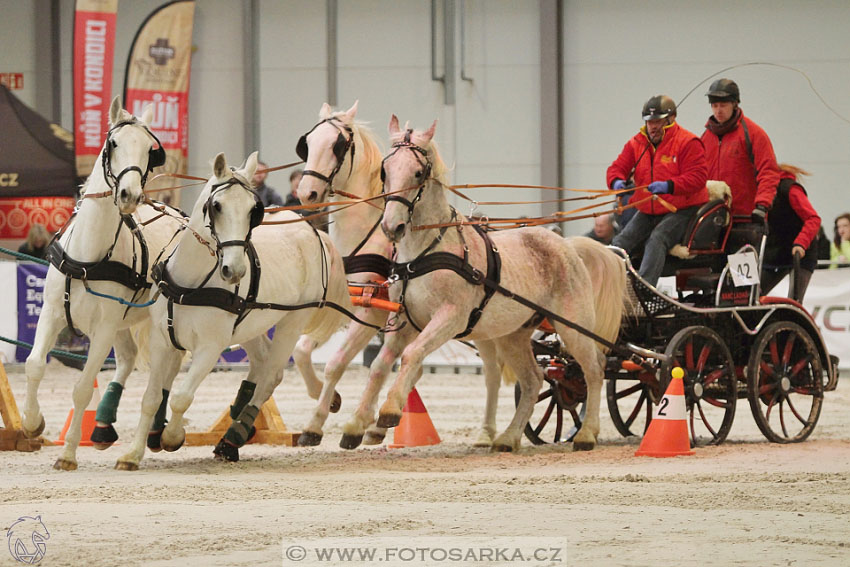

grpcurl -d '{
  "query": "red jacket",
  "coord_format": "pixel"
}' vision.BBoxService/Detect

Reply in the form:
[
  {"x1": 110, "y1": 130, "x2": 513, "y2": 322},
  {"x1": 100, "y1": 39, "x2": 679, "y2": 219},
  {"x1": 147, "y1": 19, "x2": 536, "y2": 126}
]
[
  {"x1": 701, "y1": 110, "x2": 780, "y2": 216},
  {"x1": 607, "y1": 122, "x2": 708, "y2": 216}
]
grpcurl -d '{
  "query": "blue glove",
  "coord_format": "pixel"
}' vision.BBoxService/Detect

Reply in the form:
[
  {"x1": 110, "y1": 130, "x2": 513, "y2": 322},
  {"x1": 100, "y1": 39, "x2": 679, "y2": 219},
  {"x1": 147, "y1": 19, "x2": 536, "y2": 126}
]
[
  {"x1": 648, "y1": 181, "x2": 670, "y2": 195},
  {"x1": 612, "y1": 179, "x2": 626, "y2": 191}
]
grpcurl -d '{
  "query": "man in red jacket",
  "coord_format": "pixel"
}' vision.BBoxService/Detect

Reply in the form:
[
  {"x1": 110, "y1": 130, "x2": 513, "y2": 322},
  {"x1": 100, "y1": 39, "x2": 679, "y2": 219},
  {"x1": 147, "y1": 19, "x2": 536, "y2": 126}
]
[
  {"x1": 608, "y1": 95, "x2": 708, "y2": 286},
  {"x1": 701, "y1": 78, "x2": 781, "y2": 225}
]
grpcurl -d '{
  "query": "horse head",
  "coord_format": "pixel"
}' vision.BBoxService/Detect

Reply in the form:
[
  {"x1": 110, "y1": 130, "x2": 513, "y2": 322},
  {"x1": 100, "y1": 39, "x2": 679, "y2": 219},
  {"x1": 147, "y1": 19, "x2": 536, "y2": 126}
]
[
  {"x1": 296, "y1": 100, "x2": 359, "y2": 205},
  {"x1": 197, "y1": 151, "x2": 262, "y2": 284},
  {"x1": 380, "y1": 115, "x2": 438, "y2": 242},
  {"x1": 101, "y1": 96, "x2": 165, "y2": 214}
]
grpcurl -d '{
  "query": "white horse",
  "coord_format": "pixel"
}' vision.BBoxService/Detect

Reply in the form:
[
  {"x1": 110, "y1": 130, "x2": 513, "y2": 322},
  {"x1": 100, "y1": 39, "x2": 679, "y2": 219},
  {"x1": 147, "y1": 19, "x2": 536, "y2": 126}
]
[
  {"x1": 115, "y1": 151, "x2": 351, "y2": 470},
  {"x1": 292, "y1": 101, "x2": 401, "y2": 447},
  {"x1": 22, "y1": 97, "x2": 184, "y2": 470},
  {"x1": 377, "y1": 117, "x2": 627, "y2": 451}
]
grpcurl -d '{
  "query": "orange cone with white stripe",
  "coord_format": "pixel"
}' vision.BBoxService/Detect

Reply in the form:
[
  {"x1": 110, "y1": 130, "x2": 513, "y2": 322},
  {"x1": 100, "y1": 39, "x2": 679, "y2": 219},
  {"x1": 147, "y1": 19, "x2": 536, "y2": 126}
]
[
  {"x1": 388, "y1": 388, "x2": 441, "y2": 449},
  {"x1": 56, "y1": 379, "x2": 101, "y2": 446},
  {"x1": 635, "y1": 367, "x2": 695, "y2": 457}
]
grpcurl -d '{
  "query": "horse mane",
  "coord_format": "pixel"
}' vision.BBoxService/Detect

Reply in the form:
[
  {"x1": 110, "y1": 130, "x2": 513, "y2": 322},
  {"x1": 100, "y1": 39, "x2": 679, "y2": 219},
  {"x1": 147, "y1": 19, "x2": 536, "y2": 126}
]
[{"x1": 348, "y1": 118, "x2": 385, "y2": 199}]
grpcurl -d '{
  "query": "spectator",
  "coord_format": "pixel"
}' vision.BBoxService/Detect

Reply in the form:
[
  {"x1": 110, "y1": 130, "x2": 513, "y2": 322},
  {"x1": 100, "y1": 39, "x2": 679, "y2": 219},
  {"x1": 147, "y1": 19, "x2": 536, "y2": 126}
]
[
  {"x1": 701, "y1": 78, "x2": 781, "y2": 240},
  {"x1": 760, "y1": 164, "x2": 821, "y2": 302},
  {"x1": 584, "y1": 213, "x2": 618, "y2": 245},
  {"x1": 251, "y1": 160, "x2": 285, "y2": 207},
  {"x1": 284, "y1": 169, "x2": 303, "y2": 209},
  {"x1": 831, "y1": 212, "x2": 850, "y2": 268},
  {"x1": 607, "y1": 95, "x2": 708, "y2": 286},
  {"x1": 18, "y1": 223, "x2": 50, "y2": 259}
]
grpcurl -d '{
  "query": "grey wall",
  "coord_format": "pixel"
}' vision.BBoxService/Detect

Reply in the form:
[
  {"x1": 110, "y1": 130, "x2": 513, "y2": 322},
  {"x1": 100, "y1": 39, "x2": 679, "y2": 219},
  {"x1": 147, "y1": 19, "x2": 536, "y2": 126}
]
[{"x1": 2, "y1": 0, "x2": 849, "y2": 236}]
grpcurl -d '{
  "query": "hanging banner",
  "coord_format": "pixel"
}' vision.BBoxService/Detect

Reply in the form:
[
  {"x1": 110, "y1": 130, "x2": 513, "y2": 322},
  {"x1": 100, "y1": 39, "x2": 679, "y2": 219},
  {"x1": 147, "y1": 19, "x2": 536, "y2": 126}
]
[
  {"x1": 72, "y1": 0, "x2": 118, "y2": 178},
  {"x1": 123, "y1": 0, "x2": 195, "y2": 208},
  {"x1": 0, "y1": 197, "x2": 75, "y2": 239}
]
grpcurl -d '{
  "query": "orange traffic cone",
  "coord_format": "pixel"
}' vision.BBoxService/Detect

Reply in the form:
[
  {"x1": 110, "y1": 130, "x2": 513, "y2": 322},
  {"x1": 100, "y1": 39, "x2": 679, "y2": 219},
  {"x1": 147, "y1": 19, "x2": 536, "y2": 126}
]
[
  {"x1": 388, "y1": 388, "x2": 441, "y2": 449},
  {"x1": 635, "y1": 367, "x2": 695, "y2": 457},
  {"x1": 56, "y1": 378, "x2": 101, "y2": 446}
]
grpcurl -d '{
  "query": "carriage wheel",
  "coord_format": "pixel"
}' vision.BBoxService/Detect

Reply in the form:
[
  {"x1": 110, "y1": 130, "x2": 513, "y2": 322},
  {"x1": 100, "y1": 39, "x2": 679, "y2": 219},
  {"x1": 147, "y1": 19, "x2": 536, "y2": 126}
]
[
  {"x1": 662, "y1": 326, "x2": 737, "y2": 446},
  {"x1": 746, "y1": 321, "x2": 823, "y2": 443},
  {"x1": 515, "y1": 360, "x2": 586, "y2": 445},
  {"x1": 606, "y1": 368, "x2": 661, "y2": 437}
]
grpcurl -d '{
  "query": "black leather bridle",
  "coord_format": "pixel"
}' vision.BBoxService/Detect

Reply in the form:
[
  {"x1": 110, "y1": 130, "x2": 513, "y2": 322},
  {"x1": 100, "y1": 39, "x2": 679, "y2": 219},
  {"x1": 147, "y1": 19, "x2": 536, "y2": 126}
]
[
  {"x1": 101, "y1": 119, "x2": 166, "y2": 204},
  {"x1": 381, "y1": 129, "x2": 433, "y2": 218},
  {"x1": 296, "y1": 117, "x2": 356, "y2": 196}
]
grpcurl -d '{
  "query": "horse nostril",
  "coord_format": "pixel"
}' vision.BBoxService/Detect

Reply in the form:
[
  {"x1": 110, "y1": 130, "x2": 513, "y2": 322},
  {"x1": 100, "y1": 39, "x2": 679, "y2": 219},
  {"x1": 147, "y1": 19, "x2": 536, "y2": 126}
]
[
  {"x1": 393, "y1": 224, "x2": 406, "y2": 240},
  {"x1": 221, "y1": 265, "x2": 231, "y2": 280},
  {"x1": 120, "y1": 189, "x2": 128, "y2": 201},
  {"x1": 308, "y1": 191, "x2": 318, "y2": 203}
]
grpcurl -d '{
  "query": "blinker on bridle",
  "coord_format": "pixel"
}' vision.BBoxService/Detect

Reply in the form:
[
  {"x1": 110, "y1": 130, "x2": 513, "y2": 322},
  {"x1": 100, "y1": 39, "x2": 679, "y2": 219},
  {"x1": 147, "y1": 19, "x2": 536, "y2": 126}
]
[
  {"x1": 381, "y1": 129, "x2": 433, "y2": 217},
  {"x1": 101, "y1": 119, "x2": 166, "y2": 205},
  {"x1": 296, "y1": 117, "x2": 356, "y2": 196}
]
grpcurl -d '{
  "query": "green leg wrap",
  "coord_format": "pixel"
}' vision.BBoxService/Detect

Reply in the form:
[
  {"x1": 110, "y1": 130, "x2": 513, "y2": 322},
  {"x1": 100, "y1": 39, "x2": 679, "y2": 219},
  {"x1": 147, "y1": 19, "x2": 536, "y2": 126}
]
[
  {"x1": 95, "y1": 382, "x2": 124, "y2": 423},
  {"x1": 224, "y1": 404, "x2": 260, "y2": 447},
  {"x1": 230, "y1": 380, "x2": 257, "y2": 420},
  {"x1": 152, "y1": 389, "x2": 170, "y2": 431}
]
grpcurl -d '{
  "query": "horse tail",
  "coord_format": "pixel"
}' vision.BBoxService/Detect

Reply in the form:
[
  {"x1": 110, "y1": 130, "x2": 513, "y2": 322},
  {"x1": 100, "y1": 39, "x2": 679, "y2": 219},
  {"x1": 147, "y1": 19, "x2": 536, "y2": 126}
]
[
  {"x1": 570, "y1": 236, "x2": 627, "y2": 353},
  {"x1": 302, "y1": 232, "x2": 351, "y2": 346}
]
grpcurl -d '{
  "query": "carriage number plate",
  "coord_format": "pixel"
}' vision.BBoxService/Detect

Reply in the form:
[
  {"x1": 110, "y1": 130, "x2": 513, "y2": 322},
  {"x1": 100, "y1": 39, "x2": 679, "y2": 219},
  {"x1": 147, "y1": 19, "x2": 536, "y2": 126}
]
[{"x1": 728, "y1": 251, "x2": 760, "y2": 287}]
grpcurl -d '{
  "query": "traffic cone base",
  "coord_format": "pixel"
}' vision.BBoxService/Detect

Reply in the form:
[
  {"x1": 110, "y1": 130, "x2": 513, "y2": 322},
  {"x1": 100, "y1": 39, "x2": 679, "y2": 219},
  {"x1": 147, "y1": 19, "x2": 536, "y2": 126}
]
[
  {"x1": 388, "y1": 388, "x2": 441, "y2": 449},
  {"x1": 635, "y1": 368, "x2": 695, "y2": 458},
  {"x1": 56, "y1": 379, "x2": 101, "y2": 446}
]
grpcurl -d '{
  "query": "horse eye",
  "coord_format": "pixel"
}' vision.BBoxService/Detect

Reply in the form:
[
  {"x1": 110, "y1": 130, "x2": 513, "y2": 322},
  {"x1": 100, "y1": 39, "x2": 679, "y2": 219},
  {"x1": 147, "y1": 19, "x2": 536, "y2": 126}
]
[
  {"x1": 414, "y1": 170, "x2": 423, "y2": 178},
  {"x1": 213, "y1": 201, "x2": 222, "y2": 213}
]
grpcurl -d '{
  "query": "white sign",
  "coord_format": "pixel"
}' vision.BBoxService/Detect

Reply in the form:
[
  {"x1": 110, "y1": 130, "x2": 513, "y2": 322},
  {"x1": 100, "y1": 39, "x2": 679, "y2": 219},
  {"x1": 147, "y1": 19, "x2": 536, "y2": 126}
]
[{"x1": 728, "y1": 251, "x2": 760, "y2": 287}]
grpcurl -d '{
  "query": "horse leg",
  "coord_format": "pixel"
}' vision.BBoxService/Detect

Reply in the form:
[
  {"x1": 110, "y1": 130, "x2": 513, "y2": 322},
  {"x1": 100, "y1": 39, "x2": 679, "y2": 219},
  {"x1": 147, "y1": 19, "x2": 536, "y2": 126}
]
[
  {"x1": 214, "y1": 328, "x2": 299, "y2": 461},
  {"x1": 160, "y1": 346, "x2": 222, "y2": 452},
  {"x1": 292, "y1": 335, "x2": 342, "y2": 411},
  {"x1": 491, "y1": 330, "x2": 539, "y2": 453},
  {"x1": 341, "y1": 325, "x2": 414, "y2": 449},
  {"x1": 558, "y1": 327, "x2": 605, "y2": 451},
  {"x1": 53, "y1": 328, "x2": 117, "y2": 470},
  {"x1": 472, "y1": 339, "x2": 501, "y2": 447},
  {"x1": 22, "y1": 302, "x2": 65, "y2": 440},
  {"x1": 299, "y1": 320, "x2": 380, "y2": 446},
  {"x1": 377, "y1": 310, "x2": 461, "y2": 428},
  {"x1": 92, "y1": 328, "x2": 137, "y2": 449}
]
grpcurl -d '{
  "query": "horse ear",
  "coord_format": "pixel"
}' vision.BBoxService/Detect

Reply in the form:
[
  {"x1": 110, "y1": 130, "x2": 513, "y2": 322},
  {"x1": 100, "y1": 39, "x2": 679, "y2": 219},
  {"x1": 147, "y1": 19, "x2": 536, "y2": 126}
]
[
  {"x1": 421, "y1": 120, "x2": 438, "y2": 143},
  {"x1": 320, "y1": 102, "x2": 333, "y2": 119},
  {"x1": 140, "y1": 103, "x2": 154, "y2": 125},
  {"x1": 109, "y1": 96, "x2": 122, "y2": 126},
  {"x1": 213, "y1": 153, "x2": 228, "y2": 178},
  {"x1": 388, "y1": 114, "x2": 401, "y2": 137},
  {"x1": 243, "y1": 151, "x2": 259, "y2": 180},
  {"x1": 341, "y1": 100, "x2": 359, "y2": 123}
]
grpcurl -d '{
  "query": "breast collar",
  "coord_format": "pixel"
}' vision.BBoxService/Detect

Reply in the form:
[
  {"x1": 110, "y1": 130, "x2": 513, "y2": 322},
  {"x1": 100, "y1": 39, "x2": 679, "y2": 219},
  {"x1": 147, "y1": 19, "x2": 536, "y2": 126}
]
[
  {"x1": 46, "y1": 213, "x2": 151, "y2": 336},
  {"x1": 390, "y1": 218, "x2": 501, "y2": 339}
]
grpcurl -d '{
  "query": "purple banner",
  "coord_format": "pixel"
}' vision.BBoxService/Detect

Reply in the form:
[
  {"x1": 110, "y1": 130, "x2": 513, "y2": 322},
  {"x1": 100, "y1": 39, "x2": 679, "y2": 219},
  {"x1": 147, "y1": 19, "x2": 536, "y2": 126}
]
[{"x1": 16, "y1": 262, "x2": 48, "y2": 362}]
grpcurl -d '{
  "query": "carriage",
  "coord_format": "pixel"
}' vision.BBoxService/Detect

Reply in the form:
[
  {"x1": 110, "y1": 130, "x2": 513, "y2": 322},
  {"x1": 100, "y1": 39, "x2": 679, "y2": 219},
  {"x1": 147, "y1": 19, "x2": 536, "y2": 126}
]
[{"x1": 522, "y1": 199, "x2": 840, "y2": 448}]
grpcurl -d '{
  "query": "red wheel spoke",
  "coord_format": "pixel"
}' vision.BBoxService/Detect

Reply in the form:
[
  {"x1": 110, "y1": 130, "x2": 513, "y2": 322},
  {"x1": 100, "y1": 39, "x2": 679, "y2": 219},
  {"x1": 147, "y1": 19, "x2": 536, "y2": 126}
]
[
  {"x1": 758, "y1": 380, "x2": 777, "y2": 397},
  {"x1": 785, "y1": 396, "x2": 807, "y2": 426},
  {"x1": 697, "y1": 343, "x2": 712, "y2": 373},
  {"x1": 554, "y1": 407, "x2": 563, "y2": 442},
  {"x1": 616, "y1": 382, "x2": 644, "y2": 399},
  {"x1": 779, "y1": 399, "x2": 789, "y2": 438},
  {"x1": 789, "y1": 355, "x2": 813, "y2": 379},
  {"x1": 782, "y1": 333, "x2": 797, "y2": 365},
  {"x1": 537, "y1": 389, "x2": 554, "y2": 403},
  {"x1": 759, "y1": 360, "x2": 775, "y2": 377},
  {"x1": 766, "y1": 395, "x2": 777, "y2": 421},
  {"x1": 792, "y1": 387, "x2": 815, "y2": 395},
  {"x1": 533, "y1": 399, "x2": 556, "y2": 436},
  {"x1": 696, "y1": 401, "x2": 718, "y2": 439},
  {"x1": 703, "y1": 368, "x2": 724, "y2": 387},
  {"x1": 769, "y1": 337, "x2": 780, "y2": 365},
  {"x1": 703, "y1": 396, "x2": 728, "y2": 408},
  {"x1": 685, "y1": 340, "x2": 695, "y2": 369},
  {"x1": 625, "y1": 390, "x2": 647, "y2": 429}
]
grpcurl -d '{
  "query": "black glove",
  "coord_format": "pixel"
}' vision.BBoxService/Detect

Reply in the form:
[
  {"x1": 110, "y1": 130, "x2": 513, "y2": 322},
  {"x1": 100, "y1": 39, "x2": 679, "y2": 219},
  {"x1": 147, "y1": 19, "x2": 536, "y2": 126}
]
[{"x1": 751, "y1": 204, "x2": 768, "y2": 225}]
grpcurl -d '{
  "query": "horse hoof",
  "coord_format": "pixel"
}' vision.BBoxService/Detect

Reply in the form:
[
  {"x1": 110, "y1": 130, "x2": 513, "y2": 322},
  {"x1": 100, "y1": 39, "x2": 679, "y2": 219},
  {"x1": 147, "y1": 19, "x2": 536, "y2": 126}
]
[
  {"x1": 572, "y1": 441, "x2": 595, "y2": 451},
  {"x1": 161, "y1": 436, "x2": 185, "y2": 453},
  {"x1": 491, "y1": 443, "x2": 514, "y2": 453},
  {"x1": 376, "y1": 413, "x2": 401, "y2": 428},
  {"x1": 297, "y1": 431, "x2": 323, "y2": 447},
  {"x1": 213, "y1": 440, "x2": 239, "y2": 462},
  {"x1": 115, "y1": 461, "x2": 139, "y2": 471},
  {"x1": 363, "y1": 430, "x2": 385, "y2": 445},
  {"x1": 91, "y1": 425, "x2": 118, "y2": 450},
  {"x1": 339, "y1": 434, "x2": 363, "y2": 450},
  {"x1": 330, "y1": 391, "x2": 342, "y2": 413},
  {"x1": 23, "y1": 416, "x2": 46, "y2": 439},
  {"x1": 53, "y1": 459, "x2": 78, "y2": 471},
  {"x1": 147, "y1": 430, "x2": 163, "y2": 452}
]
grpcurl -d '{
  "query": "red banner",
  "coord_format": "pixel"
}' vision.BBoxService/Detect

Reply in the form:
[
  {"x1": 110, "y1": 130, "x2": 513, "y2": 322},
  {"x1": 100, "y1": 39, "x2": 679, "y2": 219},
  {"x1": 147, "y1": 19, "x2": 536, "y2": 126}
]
[
  {"x1": 123, "y1": 0, "x2": 195, "y2": 208},
  {"x1": 0, "y1": 197, "x2": 75, "y2": 239},
  {"x1": 72, "y1": 0, "x2": 118, "y2": 178}
]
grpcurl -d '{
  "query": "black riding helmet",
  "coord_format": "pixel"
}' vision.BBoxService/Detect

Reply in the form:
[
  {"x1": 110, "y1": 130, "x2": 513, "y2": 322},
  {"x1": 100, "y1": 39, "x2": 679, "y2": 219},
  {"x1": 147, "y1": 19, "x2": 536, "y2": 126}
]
[
  {"x1": 706, "y1": 78, "x2": 740, "y2": 103},
  {"x1": 642, "y1": 95, "x2": 676, "y2": 121}
]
